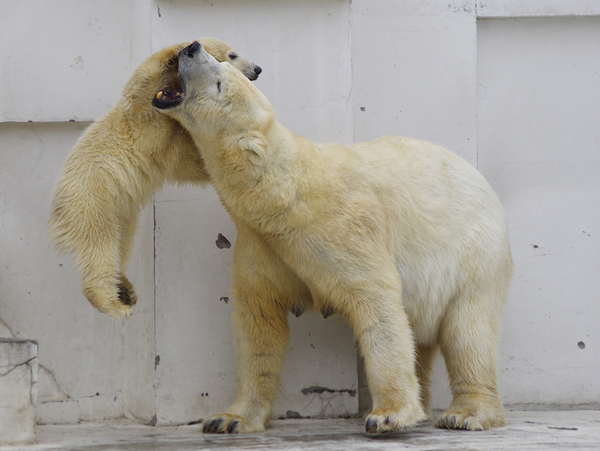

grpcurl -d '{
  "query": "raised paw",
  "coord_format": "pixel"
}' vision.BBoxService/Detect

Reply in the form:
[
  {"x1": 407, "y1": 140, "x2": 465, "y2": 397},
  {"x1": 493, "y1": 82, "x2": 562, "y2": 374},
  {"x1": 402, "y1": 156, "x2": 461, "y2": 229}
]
[
  {"x1": 102, "y1": 299, "x2": 133, "y2": 319},
  {"x1": 117, "y1": 275, "x2": 138, "y2": 306},
  {"x1": 365, "y1": 405, "x2": 426, "y2": 434},
  {"x1": 202, "y1": 413, "x2": 265, "y2": 434},
  {"x1": 435, "y1": 394, "x2": 506, "y2": 430},
  {"x1": 83, "y1": 285, "x2": 133, "y2": 319}
]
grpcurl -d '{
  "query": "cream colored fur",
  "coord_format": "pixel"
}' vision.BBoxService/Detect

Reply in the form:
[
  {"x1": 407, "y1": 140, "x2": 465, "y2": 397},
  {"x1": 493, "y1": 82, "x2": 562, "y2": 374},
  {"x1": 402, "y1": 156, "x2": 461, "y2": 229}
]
[
  {"x1": 158, "y1": 43, "x2": 514, "y2": 434},
  {"x1": 48, "y1": 39, "x2": 260, "y2": 319}
]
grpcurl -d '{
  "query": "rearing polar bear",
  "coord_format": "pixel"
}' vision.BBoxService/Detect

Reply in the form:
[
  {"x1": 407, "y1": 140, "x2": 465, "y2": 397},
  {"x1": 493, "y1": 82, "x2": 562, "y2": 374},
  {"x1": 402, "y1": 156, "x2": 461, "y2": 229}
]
[{"x1": 155, "y1": 41, "x2": 513, "y2": 434}]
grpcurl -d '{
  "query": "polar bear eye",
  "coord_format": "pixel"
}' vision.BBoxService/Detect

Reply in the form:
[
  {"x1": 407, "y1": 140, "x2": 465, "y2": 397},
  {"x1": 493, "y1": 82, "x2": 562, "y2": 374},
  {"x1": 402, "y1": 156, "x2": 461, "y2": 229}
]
[
  {"x1": 217, "y1": 81, "x2": 221, "y2": 93},
  {"x1": 228, "y1": 52, "x2": 238, "y2": 60}
]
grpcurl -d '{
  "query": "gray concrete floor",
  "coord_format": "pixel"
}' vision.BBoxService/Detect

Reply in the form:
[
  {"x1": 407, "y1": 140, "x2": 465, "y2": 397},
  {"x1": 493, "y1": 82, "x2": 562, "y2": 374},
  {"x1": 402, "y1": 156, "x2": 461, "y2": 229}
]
[{"x1": 3, "y1": 410, "x2": 600, "y2": 451}]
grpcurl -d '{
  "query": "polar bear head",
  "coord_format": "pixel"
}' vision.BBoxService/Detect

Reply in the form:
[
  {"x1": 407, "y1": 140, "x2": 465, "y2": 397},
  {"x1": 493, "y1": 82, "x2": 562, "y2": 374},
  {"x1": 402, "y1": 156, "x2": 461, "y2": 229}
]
[
  {"x1": 153, "y1": 41, "x2": 273, "y2": 149},
  {"x1": 200, "y1": 37, "x2": 262, "y2": 81},
  {"x1": 123, "y1": 39, "x2": 261, "y2": 116}
]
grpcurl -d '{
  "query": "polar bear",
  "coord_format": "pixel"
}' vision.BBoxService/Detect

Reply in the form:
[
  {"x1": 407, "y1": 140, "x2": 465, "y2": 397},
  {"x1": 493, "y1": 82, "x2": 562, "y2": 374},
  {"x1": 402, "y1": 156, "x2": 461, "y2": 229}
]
[
  {"x1": 154, "y1": 41, "x2": 514, "y2": 434},
  {"x1": 48, "y1": 39, "x2": 261, "y2": 319}
]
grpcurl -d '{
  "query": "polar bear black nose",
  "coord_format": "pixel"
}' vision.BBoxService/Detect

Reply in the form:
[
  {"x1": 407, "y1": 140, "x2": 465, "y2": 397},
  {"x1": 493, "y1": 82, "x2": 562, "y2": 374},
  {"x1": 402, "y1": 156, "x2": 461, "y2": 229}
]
[
  {"x1": 183, "y1": 41, "x2": 201, "y2": 58},
  {"x1": 254, "y1": 66, "x2": 262, "y2": 76}
]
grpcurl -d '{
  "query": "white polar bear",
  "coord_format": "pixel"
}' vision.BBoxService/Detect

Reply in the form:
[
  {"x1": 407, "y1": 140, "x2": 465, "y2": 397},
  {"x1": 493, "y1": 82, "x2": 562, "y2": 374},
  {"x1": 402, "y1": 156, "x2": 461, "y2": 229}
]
[{"x1": 155, "y1": 42, "x2": 514, "y2": 434}]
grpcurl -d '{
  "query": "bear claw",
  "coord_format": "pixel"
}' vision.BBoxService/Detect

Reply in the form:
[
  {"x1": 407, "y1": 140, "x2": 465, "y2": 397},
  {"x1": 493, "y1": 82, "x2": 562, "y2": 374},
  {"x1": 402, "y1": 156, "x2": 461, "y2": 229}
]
[
  {"x1": 201, "y1": 414, "x2": 264, "y2": 434},
  {"x1": 117, "y1": 276, "x2": 138, "y2": 307},
  {"x1": 227, "y1": 420, "x2": 239, "y2": 434},
  {"x1": 365, "y1": 418, "x2": 378, "y2": 434},
  {"x1": 203, "y1": 418, "x2": 224, "y2": 433}
]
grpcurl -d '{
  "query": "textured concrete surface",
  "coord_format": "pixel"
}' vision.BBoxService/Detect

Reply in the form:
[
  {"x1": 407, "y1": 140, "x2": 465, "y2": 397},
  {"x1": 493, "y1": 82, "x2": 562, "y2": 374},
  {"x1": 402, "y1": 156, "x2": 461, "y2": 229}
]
[
  {"x1": 1, "y1": 410, "x2": 599, "y2": 451},
  {"x1": 0, "y1": 338, "x2": 38, "y2": 445}
]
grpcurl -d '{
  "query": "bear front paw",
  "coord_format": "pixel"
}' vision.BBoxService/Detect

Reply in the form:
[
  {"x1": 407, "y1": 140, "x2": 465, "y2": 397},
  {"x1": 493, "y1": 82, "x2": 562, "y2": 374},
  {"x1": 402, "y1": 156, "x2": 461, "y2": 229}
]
[
  {"x1": 202, "y1": 413, "x2": 265, "y2": 434},
  {"x1": 101, "y1": 300, "x2": 133, "y2": 319},
  {"x1": 365, "y1": 405, "x2": 426, "y2": 434},
  {"x1": 83, "y1": 285, "x2": 133, "y2": 319}
]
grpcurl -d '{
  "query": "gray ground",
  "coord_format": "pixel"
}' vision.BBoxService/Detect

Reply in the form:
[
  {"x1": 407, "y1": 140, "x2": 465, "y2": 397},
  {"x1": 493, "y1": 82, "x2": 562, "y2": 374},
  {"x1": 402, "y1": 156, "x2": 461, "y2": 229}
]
[{"x1": 4, "y1": 410, "x2": 600, "y2": 451}]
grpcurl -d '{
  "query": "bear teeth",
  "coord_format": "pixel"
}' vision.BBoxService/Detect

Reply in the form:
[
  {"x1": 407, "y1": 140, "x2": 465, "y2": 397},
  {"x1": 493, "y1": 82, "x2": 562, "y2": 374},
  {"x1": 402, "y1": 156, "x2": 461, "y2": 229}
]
[{"x1": 156, "y1": 91, "x2": 164, "y2": 100}]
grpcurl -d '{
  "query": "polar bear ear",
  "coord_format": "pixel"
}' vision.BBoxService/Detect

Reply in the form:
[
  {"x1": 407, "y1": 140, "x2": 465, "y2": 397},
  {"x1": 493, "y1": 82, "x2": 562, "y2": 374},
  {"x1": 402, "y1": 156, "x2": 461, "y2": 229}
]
[{"x1": 237, "y1": 132, "x2": 267, "y2": 166}]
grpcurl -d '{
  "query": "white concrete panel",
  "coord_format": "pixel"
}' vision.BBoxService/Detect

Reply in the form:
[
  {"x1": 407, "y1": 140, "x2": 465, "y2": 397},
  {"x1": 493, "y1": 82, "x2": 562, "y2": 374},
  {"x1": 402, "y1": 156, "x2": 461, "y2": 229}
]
[
  {"x1": 152, "y1": 1, "x2": 357, "y2": 424},
  {"x1": 352, "y1": 0, "x2": 478, "y2": 164},
  {"x1": 478, "y1": 17, "x2": 600, "y2": 405},
  {"x1": 0, "y1": 339, "x2": 37, "y2": 445},
  {"x1": 0, "y1": 122, "x2": 136, "y2": 421},
  {"x1": 274, "y1": 314, "x2": 357, "y2": 419},
  {"x1": 477, "y1": 0, "x2": 600, "y2": 18},
  {"x1": 152, "y1": 0, "x2": 353, "y2": 144},
  {"x1": 154, "y1": 186, "x2": 358, "y2": 424},
  {"x1": 123, "y1": 204, "x2": 156, "y2": 424},
  {"x1": 0, "y1": 0, "x2": 136, "y2": 122},
  {"x1": 154, "y1": 185, "x2": 238, "y2": 425}
]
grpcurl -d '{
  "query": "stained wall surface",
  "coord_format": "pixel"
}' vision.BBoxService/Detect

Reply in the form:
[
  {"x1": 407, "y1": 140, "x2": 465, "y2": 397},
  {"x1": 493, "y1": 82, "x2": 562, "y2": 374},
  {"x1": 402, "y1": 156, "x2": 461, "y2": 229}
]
[{"x1": 0, "y1": 0, "x2": 598, "y2": 425}]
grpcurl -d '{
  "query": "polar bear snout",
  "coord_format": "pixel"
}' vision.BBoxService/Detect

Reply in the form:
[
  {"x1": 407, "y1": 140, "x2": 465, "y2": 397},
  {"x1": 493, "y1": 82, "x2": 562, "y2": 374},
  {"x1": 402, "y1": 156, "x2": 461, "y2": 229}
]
[
  {"x1": 179, "y1": 41, "x2": 220, "y2": 74},
  {"x1": 245, "y1": 65, "x2": 262, "y2": 81},
  {"x1": 181, "y1": 41, "x2": 202, "y2": 58}
]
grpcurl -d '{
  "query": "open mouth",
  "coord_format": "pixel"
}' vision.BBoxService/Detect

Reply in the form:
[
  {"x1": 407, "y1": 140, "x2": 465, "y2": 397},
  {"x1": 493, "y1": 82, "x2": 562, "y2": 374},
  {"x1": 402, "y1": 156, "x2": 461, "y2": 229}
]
[{"x1": 152, "y1": 89, "x2": 184, "y2": 109}]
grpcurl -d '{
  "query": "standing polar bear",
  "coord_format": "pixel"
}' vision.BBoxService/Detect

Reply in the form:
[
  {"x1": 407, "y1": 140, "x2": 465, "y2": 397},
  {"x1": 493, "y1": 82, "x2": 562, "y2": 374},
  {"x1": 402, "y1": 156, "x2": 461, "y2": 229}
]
[
  {"x1": 48, "y1": 39, "x2": 261, "y2": 319},
  {"x1": 155, "y1": 42, "x2": 514, "y2": 434}
]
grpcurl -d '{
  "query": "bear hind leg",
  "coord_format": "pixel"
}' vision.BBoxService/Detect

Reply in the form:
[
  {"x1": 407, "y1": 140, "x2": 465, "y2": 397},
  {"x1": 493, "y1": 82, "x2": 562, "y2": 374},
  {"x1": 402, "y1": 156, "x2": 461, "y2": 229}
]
[{"x1": 436, "y1": 290, "x2": 506, "y2": 430}]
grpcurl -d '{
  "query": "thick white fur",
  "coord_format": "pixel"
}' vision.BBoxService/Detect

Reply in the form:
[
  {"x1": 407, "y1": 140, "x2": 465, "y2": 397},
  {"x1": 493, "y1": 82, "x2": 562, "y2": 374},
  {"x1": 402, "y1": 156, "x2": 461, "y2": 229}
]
[
  {"x1": 159, "y1": 44, "x2": 514, "y2": 434},
  {"x1": 48, "y1": 39, "x2": 260, "y2": 318}
]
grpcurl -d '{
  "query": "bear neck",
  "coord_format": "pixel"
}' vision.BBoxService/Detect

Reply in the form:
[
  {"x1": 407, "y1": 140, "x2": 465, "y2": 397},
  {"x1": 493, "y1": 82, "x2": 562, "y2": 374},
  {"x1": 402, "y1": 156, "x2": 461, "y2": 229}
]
[{"x1": 191, "y1": 122, "x2": 326, "y2": 235}]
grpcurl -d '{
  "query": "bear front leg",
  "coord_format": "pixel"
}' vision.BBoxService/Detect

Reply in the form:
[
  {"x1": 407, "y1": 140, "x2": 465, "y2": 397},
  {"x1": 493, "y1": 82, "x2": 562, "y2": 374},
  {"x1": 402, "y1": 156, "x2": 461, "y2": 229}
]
[
  {"x1": 115, "y1": 206, "x2": 141, "y2": 308},
  {"x1": 345, "y1": 287, "x2": 426, "y2": 434},
  {"x1": 50, "y1": 170, "x2": 143, "y2": 319},
  {"x1": 202, "y1": 294, "x2": 289, "y2": 434},
  {"x1": 78, "y1": 207, "x2": 140, "y2": 319}
]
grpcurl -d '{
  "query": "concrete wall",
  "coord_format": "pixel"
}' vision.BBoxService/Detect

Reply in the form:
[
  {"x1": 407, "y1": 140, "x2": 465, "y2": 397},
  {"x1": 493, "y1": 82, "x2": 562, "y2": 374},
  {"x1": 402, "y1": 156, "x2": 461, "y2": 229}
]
[
  {"x1": 478, "y1": 15, "x2": 600, "y2": 406},
  {"x1": 0, "y1": 0, "x2": 598, "y2": 425}
]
